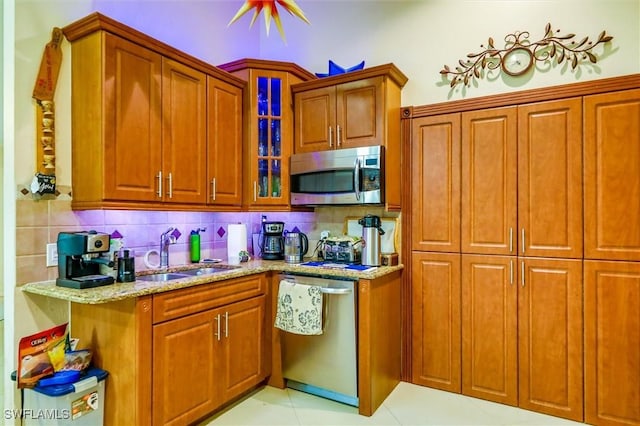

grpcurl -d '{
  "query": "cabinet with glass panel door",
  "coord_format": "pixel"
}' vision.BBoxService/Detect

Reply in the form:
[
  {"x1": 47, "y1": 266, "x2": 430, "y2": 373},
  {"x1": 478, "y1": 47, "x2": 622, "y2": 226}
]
[{"x1": 219, "y1": 59, "x2": 316, "y2": 209}]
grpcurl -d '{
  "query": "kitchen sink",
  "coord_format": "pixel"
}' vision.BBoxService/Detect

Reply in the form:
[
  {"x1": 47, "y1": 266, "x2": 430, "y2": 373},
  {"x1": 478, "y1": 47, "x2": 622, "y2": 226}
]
[
  {"x1": 137, "y1": 272, "x2": 190, "y2": 282},
  {"x1": 137, "y1": 265, "x2": 240, "y2": 282},
  {"x1": 180, "y1": 265, "x2": 240, "y2": 276}
]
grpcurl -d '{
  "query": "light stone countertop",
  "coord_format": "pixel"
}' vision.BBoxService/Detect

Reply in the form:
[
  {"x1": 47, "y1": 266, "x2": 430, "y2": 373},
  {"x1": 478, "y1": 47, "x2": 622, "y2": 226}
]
[{"x1": 21, "y1": 259, "x2": 404, "y2": 304}]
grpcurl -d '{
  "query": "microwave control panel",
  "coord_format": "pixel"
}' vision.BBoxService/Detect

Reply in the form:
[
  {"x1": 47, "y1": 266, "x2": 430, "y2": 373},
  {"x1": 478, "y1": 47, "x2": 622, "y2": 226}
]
[{"x1": 361, "y1": 168, "x2": 381, "y2": 191}]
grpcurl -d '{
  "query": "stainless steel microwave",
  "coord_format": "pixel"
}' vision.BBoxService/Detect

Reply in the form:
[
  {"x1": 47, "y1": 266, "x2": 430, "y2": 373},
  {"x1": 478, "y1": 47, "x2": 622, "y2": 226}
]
[{"x1": 290, "y1": 145, "x2": 384, "y2": 206}]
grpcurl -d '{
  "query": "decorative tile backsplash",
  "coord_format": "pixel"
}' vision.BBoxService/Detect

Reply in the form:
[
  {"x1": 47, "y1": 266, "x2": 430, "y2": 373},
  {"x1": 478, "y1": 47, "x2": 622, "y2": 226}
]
[{"x1": 15, "y1": 186, "x2": 399, "y2": 285}]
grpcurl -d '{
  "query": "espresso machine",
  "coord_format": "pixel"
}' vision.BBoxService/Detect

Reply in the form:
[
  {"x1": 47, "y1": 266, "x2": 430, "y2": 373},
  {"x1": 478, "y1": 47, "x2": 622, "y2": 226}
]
[
  {"x1": 260, "y1": 221, "x2": 285, "y2": 260},
  {"x1": 56, "y1": 231, "x2": 115, "y2": 289}
]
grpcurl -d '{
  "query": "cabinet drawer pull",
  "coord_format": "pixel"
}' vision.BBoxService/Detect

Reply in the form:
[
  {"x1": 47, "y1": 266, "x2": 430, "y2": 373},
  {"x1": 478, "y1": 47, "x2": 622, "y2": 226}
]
[
  {"x1": 337, "y1": 125, "x2": 342, "y2": 147},
  {"x1": 156, "y1": 171, "x2": 162, "y2": 198},
  {"x1": 214, "y1": 313, "x2": 221, "y2": 341},
  {"x1": 521, "y1": 260, "x2": 525, "y2": 287},
  {"x1": 224, "y1": 312, "x2": 229, "y2": 338},
  {"x1": 167, "y1": 173, "x2": 173, "y2": 198},
  {"x1": 253, "y1": 181, "x2": 257, "y2": 202},
  {"x1": 328, "y1": 126, "x2": 333, "y2": 148},
  {"x1": 211, "y1": 178, "x2": 216, "y2": 201},
  {"x1": 521, "y1": 228, "x2": 525, "y2": 254}
]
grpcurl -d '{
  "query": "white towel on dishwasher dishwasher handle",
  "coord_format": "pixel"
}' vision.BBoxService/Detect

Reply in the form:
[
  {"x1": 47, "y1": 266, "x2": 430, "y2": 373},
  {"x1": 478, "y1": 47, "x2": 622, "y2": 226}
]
[{"x1": 274, "y1": 280, "x2": 323, "y2": 335}]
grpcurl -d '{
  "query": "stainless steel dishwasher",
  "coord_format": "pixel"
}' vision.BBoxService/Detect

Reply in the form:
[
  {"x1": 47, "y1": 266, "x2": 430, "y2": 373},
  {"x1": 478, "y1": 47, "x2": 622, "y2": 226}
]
[{"x1": 277, "y1": 273, "x2": 358, "y2": 406}]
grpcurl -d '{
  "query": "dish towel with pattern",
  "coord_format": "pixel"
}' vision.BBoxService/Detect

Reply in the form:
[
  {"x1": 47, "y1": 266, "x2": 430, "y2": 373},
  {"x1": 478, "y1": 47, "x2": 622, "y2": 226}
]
[{"x1": 274, "y1": 280, "x2": 323, "y2": 335}]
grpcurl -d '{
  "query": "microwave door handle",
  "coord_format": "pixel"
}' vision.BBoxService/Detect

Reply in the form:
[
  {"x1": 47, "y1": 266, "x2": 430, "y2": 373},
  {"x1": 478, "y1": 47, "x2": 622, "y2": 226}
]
[{"x1": 354, "y1": 158, "x2": 361, "y2": 201}]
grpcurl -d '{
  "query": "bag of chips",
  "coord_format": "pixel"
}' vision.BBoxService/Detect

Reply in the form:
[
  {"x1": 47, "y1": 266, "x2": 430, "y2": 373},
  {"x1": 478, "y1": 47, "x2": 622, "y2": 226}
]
[{"x1": 17, "y1": 323, "x2": 69, "y2": 388}]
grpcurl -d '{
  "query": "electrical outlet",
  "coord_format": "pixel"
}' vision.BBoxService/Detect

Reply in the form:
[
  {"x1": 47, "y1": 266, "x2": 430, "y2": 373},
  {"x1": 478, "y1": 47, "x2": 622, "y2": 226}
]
[
  {"x1": 46, "y1": 243, "x2": 58, "y2": 267},
  {"x1": 320, "y1": 230, "x2": 330, "y2": 239}
]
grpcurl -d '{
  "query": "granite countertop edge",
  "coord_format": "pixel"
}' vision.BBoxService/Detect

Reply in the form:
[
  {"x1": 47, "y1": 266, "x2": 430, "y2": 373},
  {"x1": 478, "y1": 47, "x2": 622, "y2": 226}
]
[{"x1": 21, "y1": 260, "x2": 404, "y2": 304}]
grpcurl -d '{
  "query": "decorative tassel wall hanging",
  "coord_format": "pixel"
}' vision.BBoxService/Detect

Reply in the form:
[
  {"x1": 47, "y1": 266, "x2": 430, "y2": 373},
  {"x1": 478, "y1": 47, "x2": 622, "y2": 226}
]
[{"x1": 31, "y1": 27, "x2": 64, "y2": 197}]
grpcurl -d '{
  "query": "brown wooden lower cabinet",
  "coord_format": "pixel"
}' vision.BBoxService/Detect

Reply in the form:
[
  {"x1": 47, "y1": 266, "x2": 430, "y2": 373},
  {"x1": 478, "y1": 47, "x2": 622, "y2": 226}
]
[
  {"x1": 70, "y1": 273, "x2": 269, "y2": 426},
  {"x1": 411, "y1": 254, "x2": 584, "y2": 421},
  {"x1": 585, "y1": 260, "x2": 640, "y2": 426},
  {"x1": 518, "y1": 257, "x2": 583, "y2": 422},
  {"x1": 411, "y1": 251, "x2": 461, "y2": 392},
  {"x1": 461, "y1": 254, "x2": 518, "y2": 406},
  {"x1": 153, "y1": 296, "x2": 266, "y2": 425},
  {"x1": 461, "y1": 255, "x2": 583, "y2": 420}
]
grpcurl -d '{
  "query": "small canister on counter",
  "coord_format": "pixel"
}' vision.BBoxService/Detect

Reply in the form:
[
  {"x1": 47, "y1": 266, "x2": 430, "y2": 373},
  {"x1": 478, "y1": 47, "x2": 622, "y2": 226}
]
[{"x1": 117, "y1": 249, "x2": 135, "y2": 282}]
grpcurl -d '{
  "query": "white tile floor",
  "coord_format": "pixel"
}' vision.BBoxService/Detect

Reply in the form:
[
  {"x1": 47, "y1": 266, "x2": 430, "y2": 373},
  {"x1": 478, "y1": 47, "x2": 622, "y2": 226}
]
[{"x1": 201, "y1": 382, "x2": 585, "y2": 426}]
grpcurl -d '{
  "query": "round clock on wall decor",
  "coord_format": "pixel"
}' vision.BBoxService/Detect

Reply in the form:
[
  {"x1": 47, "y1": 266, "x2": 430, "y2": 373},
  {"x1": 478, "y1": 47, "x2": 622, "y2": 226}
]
[{"x1": 502, "y1": 47, "x2": 534, "y2": 76}]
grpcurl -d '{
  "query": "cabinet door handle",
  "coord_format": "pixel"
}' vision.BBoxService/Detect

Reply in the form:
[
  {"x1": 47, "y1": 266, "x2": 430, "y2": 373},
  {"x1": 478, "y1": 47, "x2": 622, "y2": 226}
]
[
  {"x1": 214, "y1": 313, "x2": 221, "y2": 341},
  {"x1": 521, "y1": 260, "x2": 525, "y2": 287},
  {"x1": 167, "y1": 173, "x2": 173, "y2": 199},
  {"x1": 211, "y1": 178, "x2": 216, "y2": 201},
  {"x1": 156, "y1": 171, "x2": 162, "y2": 198},
  {"x1": 509, "y1": 228, "x2": 513, "y2": 253},
  {"x1": 337, "y1": 125, "x2": 342, "y2": 147},
  {"x1": 509, "y1": 259, "x2": 513, "y2": 285},
  {"x1": 224, "y1": 312, "x2": 229, "y2": 338},
  {"x1": 328, "y1": 126, "x2": 333, "y2": 148},
  {"x1": 253, "y1": 181, "x2": 257, "y2": 202},
  {"x1": 521, "y1": 228, "x2": 525, "y2": 254},
  {"x1": 353, "y1": 158, "x2": 361, "y2": 201}
]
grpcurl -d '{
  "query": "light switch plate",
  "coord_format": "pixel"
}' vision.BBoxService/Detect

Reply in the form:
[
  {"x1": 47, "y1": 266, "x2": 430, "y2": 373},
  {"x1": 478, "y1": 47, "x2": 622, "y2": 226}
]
[{"x1": 46, "y1": 243, "x2": 58, "y2": 267}]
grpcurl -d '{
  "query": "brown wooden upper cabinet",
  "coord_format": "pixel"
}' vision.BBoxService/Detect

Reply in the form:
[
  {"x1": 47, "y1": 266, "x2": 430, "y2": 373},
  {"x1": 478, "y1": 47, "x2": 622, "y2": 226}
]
[
  {"x1": 207, "y1": 77, "x2": 243, "y2": 208},
  {"x1": 219, "y1": 59, "x2": 316, "y2": 210},
  {"x1": 461, "y1": 98, "x2": 583, "y2": 258},
  {"x1": 63, "y1": 13, "x2": 245, "y2": 211},
  {"x1": 584, "y1": 88, "x2": 640, "y2": 261},
  {"x1": 161, "y1": 58, "x2": 208, "y2": 205},
  {"x1": 292, "y1": 64, "x2": 407, "y2": 154},
  {"x1": 411, "y1": 113, "x2": 461, "y2": 252},
  {"x1": 293, "y1": 76, "x2": 383, "y2": 152}
]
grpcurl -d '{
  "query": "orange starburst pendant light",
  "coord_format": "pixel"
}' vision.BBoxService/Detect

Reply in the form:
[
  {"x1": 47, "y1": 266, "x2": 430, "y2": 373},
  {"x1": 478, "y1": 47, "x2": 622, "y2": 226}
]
[{"x1": 228, "y1": 0, "x2": 310, "y2": 42}]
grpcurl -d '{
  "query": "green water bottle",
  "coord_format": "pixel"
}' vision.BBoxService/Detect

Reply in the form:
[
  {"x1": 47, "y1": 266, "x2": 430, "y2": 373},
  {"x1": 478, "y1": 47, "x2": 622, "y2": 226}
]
[{"x1": 190, "y1": 229, "x2": 202, "y2": 263}]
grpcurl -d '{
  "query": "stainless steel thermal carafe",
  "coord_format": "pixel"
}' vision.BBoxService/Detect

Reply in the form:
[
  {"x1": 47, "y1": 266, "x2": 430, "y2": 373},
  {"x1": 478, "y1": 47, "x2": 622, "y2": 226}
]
[{"x1": 358, "y1": 215, "x2": 385, "y2": 266}]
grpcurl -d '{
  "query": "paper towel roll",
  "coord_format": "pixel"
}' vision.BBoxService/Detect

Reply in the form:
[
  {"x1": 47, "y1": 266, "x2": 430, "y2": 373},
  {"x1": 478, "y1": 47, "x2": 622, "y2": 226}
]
[{"x1": 227, "y1": 224, "x2": 247, "y2": 263}]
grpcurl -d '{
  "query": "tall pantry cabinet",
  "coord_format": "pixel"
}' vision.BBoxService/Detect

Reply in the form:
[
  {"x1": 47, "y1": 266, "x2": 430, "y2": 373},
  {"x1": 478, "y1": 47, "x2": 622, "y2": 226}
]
[
  {"x1": 408, "y1": 78, "x2": 640, "y2": 426},
  {"x1": 410, "y1": 98, "x2": 585, "y2": 422}
]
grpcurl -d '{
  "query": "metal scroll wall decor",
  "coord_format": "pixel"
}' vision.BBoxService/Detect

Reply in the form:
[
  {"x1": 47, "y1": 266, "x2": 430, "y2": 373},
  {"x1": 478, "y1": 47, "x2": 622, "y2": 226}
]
[{"x1": 440, "y1": 23, "x2": 613, "y2": 88}]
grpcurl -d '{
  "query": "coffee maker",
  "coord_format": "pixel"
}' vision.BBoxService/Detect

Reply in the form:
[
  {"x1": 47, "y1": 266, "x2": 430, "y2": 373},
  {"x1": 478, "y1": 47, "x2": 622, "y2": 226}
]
[
  {"x1": 56, "y1": 231, "x2": 115, "y2": 289},
  {"x1": 260, "y1": 221, "x2": 285, "y2": 260}
]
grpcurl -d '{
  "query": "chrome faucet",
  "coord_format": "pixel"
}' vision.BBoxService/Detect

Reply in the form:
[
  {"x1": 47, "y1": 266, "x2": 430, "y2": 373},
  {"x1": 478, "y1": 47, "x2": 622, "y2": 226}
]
[{"x1": 160, "y1": 227, "x2": 178, "y2": 268}]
